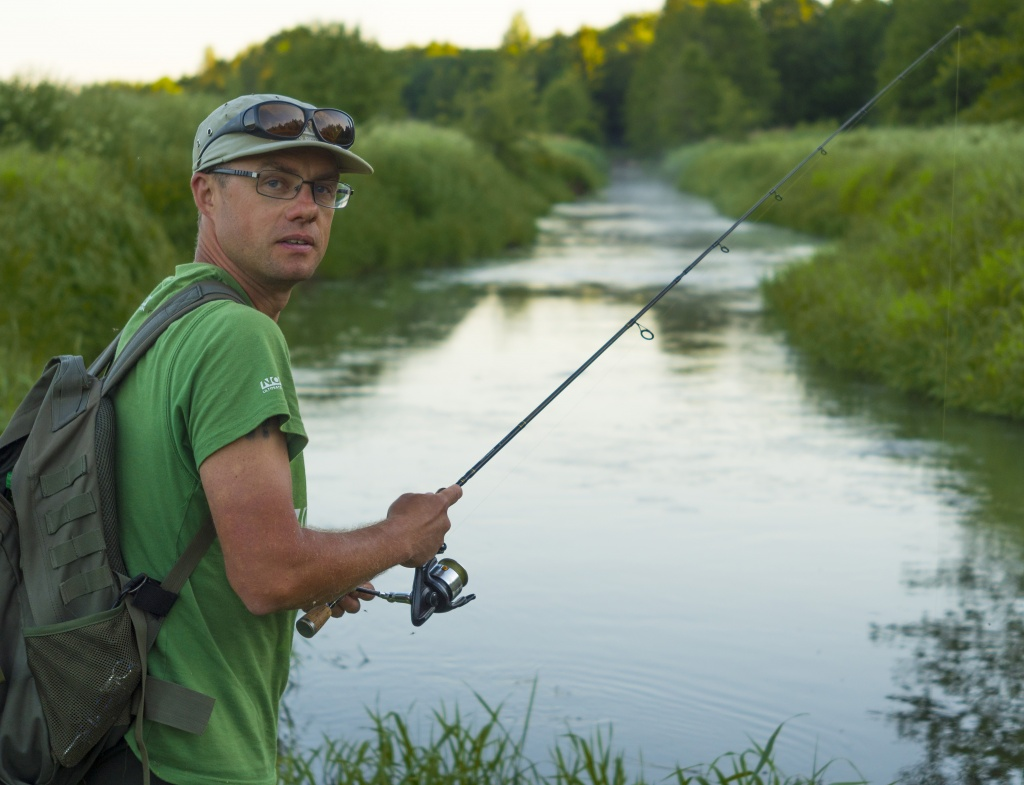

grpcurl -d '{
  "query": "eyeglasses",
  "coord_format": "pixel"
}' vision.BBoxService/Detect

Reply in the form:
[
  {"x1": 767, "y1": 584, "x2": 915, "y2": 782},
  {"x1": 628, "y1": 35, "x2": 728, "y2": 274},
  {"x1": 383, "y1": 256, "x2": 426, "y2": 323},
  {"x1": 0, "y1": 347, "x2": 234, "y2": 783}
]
[
  {"x1": 199, "y1": 101, "x2": 356, "y2": 159},
  {"x1": 210, "y1": 168, "x2": 354, "y2": 209}
]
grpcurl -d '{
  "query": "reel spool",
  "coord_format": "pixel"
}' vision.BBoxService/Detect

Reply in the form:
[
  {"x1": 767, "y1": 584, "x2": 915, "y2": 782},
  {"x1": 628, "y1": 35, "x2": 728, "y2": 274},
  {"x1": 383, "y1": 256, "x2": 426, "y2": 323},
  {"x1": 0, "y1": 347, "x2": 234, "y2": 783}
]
[{"x1": 409, "y1": 556, "x2": 475, "y2": 626}]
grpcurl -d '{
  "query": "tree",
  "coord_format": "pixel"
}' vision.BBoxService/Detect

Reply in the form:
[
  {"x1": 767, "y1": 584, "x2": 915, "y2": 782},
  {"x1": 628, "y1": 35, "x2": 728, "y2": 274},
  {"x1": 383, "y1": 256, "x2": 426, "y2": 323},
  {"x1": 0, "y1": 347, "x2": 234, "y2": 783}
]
[
  {"x1": 501, "y1": 12, "x2": 535, "y2": 57},
  {"x1": 625, "y1": 0, "x2": 779, "y2": 151},
  {"x1": 195, "y1": 25, "x2": 405, "y2": 124},
  {"x1": 875, "y1": 0, "x2": 968, "y2": 124},
  {"x1": 956, "y1": 0, "x2": 1024, "y2": 122},
  {"x1": 540, "y1": 70, "x2": 602, "y2": 142},
  {"x1": 591, "y1": 14, "x2": 658, "y2": 147},
  {"x1": 760, "y1": 0, "x2": 829, "y2": 125},
  {"x1": 814, "y1": 0, "x2": 892, "y2": 122},
  {"x1": 457, "y1": 60, "x2": 538, "y2": 165}
]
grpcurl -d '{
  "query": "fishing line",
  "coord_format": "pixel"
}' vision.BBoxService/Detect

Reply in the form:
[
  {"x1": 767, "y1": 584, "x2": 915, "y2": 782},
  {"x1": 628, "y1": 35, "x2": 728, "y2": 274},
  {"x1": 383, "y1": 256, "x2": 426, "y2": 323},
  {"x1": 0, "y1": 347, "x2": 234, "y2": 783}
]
[
  {"x1": 941, "y1": 29, "x2": 963, "y2": 444},
  {"x1": 454, "y1": 25, "x2": 964, "y2": 489},
  {"x1": 935, "y1": 29, "x2": 963, "y2": 623}
]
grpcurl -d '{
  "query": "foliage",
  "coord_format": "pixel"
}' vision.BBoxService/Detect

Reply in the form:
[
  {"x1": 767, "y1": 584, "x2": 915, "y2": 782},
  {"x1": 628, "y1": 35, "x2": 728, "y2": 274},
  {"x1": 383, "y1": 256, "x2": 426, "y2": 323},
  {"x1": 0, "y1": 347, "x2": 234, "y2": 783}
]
[
  {"x1": 874, "y1": 0, "x2": 969, "y2": 124},
  {"x1": 588, "y1": 16, "x2": 658, "y2": 148},
  {"x1": 0, "y1": 78, "x2": 606, "y2": 422},
  {"x1": 955, "y1": 0, "x2": 1024, "y2": 123},
  {"x1": 400, "y1": 49, "x2": 502, "y2": 127},
  {"x1": 625, "y1": 0, "x2": 779, "y2": 152},
  {"x1": 0, "y1": 81, "x2": 217, "y2": 252},
  {"x1": 540, "y1": 70, "x2": 603, "y2": 143},
  {"x1": 318, "y1": 122, "x2": 545, "y2": 276},
  {"x1": 1, "y1": 1, "x2": 1020, "y2": 419},
  {"x1": 666, "y1": 124, "x2": 1024, "y2": 419},
  {"x1": 277, "y1": 689, "x2": 867, "y2": 785},
  {"x1": 0, "y1": 144, "x2": 176, "y2": 417},
  {"x1": 321, "y1": 122, "x2": 606, "y2": 278},
  {"x1": 759, "y1": 0, "x2": 892, "y2": 126},
  {"x1": 185, "y1": 24, "x2": 405, "y2": 122},
  {"x1": 456, "y1": 59, "x2": 540, "y2": 166}
]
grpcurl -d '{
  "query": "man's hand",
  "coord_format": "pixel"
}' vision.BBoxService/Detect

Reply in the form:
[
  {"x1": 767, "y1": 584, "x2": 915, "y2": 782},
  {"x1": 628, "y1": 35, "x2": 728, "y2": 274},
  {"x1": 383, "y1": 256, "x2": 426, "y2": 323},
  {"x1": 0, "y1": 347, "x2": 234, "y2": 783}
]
[
  {"x1": 201, "y1": 415, "x2": 465, "y2": 614},
  {"x1": 385, "y1": 484, "x2": 463, "y2": 568},
  {"x1": 329, "y1": 583, "x2": 374, "y2": 618}
]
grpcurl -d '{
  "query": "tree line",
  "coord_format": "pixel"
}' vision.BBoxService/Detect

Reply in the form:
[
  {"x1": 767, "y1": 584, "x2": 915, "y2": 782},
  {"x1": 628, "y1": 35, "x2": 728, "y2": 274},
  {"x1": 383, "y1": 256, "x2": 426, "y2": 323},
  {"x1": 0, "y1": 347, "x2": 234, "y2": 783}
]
[
  {"x1": 2, "y1": 0, "x2": 1019, "y2": 183},
  {"x1": 1, "y1": 0, "x2": 1020, "y2": 420},
  {"x1": 181, "y1": 0, "x2": 1019, "y2": 156}
]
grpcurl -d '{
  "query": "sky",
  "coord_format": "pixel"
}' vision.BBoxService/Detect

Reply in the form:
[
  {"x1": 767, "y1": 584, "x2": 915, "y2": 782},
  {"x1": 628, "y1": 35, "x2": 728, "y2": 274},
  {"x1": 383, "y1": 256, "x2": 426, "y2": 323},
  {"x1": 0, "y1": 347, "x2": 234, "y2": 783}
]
[{"x1": 3, "y1": 1, "x2": 665, "y2": 86}]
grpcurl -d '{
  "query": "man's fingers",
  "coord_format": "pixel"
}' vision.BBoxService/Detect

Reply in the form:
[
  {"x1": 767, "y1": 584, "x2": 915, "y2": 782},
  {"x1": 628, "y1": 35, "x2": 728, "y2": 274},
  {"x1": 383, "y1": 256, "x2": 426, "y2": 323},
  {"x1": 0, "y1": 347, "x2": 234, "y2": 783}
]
[
  {"x1": 353, "y1": 583, "x2": 375, "y2": 602},
  {"x1": 436, "y1": 483, "x2": 463, "y2": 507}
]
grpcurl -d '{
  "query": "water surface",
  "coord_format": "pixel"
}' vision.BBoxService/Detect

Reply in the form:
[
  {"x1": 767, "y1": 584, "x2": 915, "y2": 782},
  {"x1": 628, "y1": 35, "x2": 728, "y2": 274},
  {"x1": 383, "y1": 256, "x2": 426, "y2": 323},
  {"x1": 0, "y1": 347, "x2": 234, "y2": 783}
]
[{"x1": 279, "y1": 165, "x2": 1024, "y2": 784}]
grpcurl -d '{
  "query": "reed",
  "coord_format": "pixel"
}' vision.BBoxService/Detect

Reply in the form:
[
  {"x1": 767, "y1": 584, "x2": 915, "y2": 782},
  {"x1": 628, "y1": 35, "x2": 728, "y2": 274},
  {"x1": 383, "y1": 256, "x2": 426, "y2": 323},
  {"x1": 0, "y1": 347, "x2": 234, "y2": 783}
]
[{"x1": 276, "y1": 691, "x2": 870, "y2": 785}]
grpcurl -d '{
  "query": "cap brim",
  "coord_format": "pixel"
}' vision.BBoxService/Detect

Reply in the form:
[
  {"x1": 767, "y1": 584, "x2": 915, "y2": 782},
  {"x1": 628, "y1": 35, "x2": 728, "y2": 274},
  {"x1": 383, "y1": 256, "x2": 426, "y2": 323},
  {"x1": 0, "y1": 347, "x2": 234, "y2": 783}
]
[{"x1": 194, "y1": 135, "x2": 373, "y2": 175}]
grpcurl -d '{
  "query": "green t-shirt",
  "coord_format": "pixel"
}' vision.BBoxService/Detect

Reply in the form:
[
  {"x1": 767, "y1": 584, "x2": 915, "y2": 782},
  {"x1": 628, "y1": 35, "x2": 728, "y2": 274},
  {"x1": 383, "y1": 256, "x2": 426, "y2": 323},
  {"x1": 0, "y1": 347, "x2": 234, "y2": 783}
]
[{"x1": 114, "y1": 263, "x2": 308, "y2": 785}]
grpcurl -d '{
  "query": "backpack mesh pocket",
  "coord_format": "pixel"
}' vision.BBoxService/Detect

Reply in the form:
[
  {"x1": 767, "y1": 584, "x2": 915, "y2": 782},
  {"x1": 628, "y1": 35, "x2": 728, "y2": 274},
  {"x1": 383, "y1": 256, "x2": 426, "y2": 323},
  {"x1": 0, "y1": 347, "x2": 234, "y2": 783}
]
[{"x1": 24, "y1": 604, "x2": 141, "y2": 766}]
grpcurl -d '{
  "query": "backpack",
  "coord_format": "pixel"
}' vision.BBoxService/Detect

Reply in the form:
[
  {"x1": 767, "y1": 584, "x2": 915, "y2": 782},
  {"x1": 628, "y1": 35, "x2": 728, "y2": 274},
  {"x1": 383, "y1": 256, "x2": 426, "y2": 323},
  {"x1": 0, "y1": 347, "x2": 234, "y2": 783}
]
[{"x1": 0, "y1": 280, "x2": 245, "y2": 785}]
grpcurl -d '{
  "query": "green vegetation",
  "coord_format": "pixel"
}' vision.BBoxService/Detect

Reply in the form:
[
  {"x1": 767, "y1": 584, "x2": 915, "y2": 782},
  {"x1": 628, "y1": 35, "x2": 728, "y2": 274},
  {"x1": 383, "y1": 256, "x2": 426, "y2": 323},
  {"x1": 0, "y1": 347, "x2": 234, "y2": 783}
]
[
  {"x1": 0, "y1": 80, "x2": 605, "y2": 421},
  {"x1": 1, "y1": 2, "x2": 1021, "y2": 771},
  {"x1": 324, "y1": 124, "x2": 603, "y2": 277},
  {"x1": 665, "y1": 124, "x2": 1024, "y2": 419},
  {"x1": 0, "y1": 143, "x2": 177, "y2": 416},
  {"x1": 2, "y1": 0, "x2": 1020, "y2": 421},
  {"x1": 277, "y1": 691, "x2": 869, "y2": 785}
]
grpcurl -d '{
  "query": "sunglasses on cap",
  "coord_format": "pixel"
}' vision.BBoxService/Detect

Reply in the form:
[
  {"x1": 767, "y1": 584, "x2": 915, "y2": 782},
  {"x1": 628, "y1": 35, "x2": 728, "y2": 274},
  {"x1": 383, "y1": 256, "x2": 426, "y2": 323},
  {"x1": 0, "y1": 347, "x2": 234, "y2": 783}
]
[{"x1": 198, "y1": 100, "x2": 356, "y2": 160}]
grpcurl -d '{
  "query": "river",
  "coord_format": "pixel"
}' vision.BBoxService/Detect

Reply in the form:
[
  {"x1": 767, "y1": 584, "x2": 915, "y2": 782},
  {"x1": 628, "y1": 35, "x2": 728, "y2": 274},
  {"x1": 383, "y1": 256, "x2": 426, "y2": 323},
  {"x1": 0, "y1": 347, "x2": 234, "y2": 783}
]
[{"x1": 278, "y1": 164, "x2": 1024, "y2": 784}]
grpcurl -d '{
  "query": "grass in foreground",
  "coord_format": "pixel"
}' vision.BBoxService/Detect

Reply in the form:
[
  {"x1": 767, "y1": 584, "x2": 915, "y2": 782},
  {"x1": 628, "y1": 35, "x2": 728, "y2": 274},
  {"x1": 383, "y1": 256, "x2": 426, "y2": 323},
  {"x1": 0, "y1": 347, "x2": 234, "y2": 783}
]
[{"x1": 277, "y1": 688, "x2": 873, "y2": 785}]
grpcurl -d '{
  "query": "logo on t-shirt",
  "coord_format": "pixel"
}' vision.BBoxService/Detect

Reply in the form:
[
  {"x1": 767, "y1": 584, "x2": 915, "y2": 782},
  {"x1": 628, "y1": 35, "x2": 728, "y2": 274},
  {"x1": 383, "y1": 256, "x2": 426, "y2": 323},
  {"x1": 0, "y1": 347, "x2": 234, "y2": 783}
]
[{"x1": 260, "y1": 376, "x2": 283, "y2": 393}]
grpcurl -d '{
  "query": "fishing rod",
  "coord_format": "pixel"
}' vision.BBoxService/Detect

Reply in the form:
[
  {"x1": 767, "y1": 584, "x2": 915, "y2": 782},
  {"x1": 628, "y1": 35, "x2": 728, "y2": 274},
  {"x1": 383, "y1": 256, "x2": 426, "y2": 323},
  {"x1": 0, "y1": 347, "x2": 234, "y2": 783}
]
[
  {"x1": 296, "y1": 25, "x2": 961, "y2": 638},
  {"x1": 455, "y1": 24, "x2": 961, "y2": 488}
]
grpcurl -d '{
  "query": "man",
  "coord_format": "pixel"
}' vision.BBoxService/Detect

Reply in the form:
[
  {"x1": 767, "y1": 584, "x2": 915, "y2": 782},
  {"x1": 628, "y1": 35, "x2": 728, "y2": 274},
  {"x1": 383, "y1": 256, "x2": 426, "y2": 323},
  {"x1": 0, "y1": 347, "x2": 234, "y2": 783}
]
[{"x1": 85, "y1": 94, "x2": 461, "y2": 784}]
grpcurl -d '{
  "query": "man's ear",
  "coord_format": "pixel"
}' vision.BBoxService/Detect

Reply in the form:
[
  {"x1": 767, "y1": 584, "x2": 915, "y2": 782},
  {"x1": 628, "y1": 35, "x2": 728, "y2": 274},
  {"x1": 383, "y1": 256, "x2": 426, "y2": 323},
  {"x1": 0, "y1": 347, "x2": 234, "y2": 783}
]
[{"x1": 191, "y1": 171, "x2": 216, "y2": 217}]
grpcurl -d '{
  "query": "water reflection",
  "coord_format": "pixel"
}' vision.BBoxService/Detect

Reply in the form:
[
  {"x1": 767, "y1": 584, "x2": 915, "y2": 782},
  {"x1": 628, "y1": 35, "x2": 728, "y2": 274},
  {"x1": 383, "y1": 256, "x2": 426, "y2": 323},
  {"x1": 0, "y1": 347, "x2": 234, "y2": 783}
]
[
  {"x1": 280, "y1": 277, "x2": 482, "y2": 398},
  {"x1": 792, "y1": 361, "x2": 1024, "y2": 783}
]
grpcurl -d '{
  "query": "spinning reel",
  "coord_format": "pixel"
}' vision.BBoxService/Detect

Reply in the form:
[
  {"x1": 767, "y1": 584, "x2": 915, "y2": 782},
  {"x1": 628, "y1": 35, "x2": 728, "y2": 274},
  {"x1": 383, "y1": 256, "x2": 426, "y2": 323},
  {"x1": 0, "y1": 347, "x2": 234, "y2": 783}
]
[
  {"x1": 296, "y1": 546, "x2": 475, "y2": 637},
  {"x1": 359, "y1": 552, "x2": 475, "y2": 626}
]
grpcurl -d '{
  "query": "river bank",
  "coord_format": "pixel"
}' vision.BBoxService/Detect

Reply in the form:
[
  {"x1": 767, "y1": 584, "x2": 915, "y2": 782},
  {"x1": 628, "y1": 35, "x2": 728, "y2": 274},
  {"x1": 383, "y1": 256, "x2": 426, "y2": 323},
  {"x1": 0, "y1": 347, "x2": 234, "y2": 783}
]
[{"x1": 664, "y1": 124, "x2": 1024, "y2": 420}]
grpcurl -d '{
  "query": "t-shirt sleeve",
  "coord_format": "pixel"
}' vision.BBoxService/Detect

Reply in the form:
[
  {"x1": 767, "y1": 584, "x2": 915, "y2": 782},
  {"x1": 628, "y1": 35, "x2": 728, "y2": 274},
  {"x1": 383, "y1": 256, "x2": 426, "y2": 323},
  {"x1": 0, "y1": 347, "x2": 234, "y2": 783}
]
[{"x1": 168, "y1": 302, "x2": 308, "y2": 469}]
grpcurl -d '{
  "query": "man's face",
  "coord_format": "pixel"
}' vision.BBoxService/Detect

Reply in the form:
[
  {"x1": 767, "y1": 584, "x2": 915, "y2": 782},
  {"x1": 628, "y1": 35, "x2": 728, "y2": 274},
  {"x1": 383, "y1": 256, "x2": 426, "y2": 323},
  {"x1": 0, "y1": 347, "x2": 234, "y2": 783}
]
[{"x1": 201, "y1": 147, "x2": 340, "y2": 293}]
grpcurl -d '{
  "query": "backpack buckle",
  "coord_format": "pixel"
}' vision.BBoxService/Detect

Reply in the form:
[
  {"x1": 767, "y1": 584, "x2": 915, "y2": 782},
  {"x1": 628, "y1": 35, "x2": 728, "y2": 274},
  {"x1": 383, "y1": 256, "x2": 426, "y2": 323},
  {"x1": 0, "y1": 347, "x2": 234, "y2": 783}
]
[{"x1": 113, "y1": 573, "x2": 179, "y2": 617}]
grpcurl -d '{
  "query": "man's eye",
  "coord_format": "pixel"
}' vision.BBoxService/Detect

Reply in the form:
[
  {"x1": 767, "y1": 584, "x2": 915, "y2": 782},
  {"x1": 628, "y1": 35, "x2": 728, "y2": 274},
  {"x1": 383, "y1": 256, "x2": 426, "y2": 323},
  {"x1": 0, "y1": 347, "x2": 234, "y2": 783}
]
[{"x1": 314, "y1": 182, "x2": 338, "y2": 197}]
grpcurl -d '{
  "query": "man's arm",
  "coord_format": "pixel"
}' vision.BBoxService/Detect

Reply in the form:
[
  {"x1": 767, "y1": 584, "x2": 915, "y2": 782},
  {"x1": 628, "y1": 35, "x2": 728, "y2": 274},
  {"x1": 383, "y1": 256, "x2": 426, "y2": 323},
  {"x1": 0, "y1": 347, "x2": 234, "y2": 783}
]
[{"x1": 199, "y1": 416, "x2": 460, "y2": 616}]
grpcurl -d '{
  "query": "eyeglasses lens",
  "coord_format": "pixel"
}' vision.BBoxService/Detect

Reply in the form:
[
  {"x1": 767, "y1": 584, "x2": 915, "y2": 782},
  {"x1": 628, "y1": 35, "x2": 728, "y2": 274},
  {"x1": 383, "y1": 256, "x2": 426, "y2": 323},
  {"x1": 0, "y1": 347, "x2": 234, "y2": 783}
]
[{"x1": 255, "y1": 171, "x2": 352, "y2": 209}]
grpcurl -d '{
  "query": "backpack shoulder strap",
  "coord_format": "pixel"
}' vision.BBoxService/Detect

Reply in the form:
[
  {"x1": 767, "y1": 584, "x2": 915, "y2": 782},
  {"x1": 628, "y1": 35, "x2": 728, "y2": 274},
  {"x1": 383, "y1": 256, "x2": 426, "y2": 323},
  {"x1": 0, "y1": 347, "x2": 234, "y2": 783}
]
[{"x1": 100, "y1": 280, "x2": 245, "y2": 392}]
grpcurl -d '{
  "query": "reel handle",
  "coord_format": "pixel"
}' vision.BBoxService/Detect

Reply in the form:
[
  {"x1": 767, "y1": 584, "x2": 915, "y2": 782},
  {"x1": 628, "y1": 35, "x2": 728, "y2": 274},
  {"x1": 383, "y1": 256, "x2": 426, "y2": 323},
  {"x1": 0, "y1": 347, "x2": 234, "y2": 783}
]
[{"x1": 295, "y1": 602, "x2": 333, "y2": 639}]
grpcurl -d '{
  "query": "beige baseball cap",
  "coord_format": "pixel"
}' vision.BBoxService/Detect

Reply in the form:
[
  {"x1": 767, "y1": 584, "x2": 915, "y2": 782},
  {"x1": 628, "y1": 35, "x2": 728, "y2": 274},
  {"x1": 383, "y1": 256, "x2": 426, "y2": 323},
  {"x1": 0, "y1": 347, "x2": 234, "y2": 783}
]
[{"x1": 192, "y1": 93, "x2": 373, "y2": 175}]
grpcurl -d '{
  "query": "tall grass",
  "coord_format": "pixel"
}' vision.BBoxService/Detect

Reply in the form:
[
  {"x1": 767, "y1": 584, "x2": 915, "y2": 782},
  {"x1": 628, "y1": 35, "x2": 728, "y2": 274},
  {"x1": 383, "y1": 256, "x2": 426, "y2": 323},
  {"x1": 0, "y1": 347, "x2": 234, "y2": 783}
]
[
  {"x1": 0, "y1": 143, "x2": 177, "y2": 414},
  {"x1": 277, "y1": 690, "x2": 870, "y2": 785},
  {"x1": 0, "y1": 81, "x2": 606, "y2": 422},
  {"x1": 322, "y1": 123, "x2": 605, "y2": 277},
  {"x1": 664, "y1": 124, "x2": 1024, "y2": 420}
]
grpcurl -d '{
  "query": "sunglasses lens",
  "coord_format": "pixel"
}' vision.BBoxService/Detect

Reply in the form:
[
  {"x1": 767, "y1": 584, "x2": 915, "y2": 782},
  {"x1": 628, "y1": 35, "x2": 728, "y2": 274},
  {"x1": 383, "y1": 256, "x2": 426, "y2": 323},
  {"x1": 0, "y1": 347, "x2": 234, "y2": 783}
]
[
  {"x1": 255, "y1": 102, "x2": 307, "y2": 138},
  {"x1": 313, "y1": 109, "x2": 355, "y2": 148}
]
